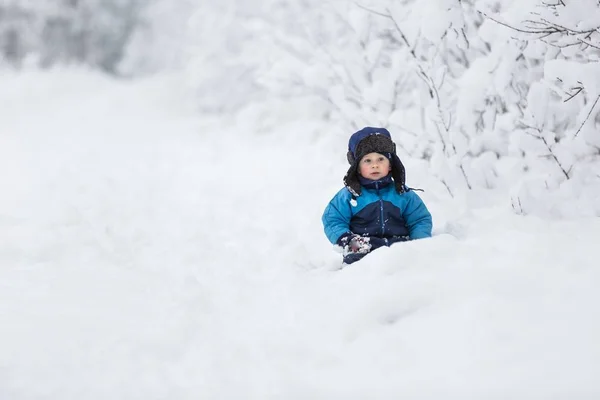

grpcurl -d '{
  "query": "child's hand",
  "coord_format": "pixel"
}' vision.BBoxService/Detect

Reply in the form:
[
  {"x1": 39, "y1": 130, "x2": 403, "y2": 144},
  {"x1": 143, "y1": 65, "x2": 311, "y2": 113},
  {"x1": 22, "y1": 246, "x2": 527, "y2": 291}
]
[
  {"x1": 337, "y1": 233, "x2": 372, "y2": 256},
  {"x1": 348, "y1": 235, "x2": 372, "y2": 254}
]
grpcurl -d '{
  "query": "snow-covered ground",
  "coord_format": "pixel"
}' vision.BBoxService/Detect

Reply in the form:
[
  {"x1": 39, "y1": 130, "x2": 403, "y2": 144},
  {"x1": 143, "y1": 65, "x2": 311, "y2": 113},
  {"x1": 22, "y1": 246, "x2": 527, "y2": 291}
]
[{"x1": 1, "y1": 70, "x2": 599, "y2": 399}]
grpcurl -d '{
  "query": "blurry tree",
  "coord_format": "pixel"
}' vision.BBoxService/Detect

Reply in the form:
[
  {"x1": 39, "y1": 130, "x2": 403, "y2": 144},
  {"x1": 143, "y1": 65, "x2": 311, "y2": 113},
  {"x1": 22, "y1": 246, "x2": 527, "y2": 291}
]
[
  {"x1": 0, "y1": 1, "x2": 36, "y2": 67},
  {"x1": 0, "y1": 0, "x2": 147, "y2": 73}
]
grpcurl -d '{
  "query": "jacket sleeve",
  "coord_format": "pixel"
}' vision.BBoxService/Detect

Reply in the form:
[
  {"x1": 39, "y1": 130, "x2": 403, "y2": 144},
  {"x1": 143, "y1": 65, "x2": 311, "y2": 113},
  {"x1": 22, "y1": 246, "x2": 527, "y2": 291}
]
[
  {"x1": 322, "y1": 189, "x2": 353, "y2": 244},
  {"x1": 402, "y1": 191, "x2": 432, "y2": 240}
]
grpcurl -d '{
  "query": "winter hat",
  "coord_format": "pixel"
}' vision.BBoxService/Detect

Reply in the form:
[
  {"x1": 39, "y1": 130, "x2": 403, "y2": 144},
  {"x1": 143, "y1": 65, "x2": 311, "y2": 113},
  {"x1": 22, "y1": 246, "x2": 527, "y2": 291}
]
[{"x1": 343, "y1": 127, "x2": 406, "y2": 196}]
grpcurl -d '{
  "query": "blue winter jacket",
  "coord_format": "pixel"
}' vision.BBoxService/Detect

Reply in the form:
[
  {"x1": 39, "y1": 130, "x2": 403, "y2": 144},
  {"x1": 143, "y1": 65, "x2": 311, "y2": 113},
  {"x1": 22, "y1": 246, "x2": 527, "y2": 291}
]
[{"x1": 322, "y1": 177, "x2": 432, "y2": 263}]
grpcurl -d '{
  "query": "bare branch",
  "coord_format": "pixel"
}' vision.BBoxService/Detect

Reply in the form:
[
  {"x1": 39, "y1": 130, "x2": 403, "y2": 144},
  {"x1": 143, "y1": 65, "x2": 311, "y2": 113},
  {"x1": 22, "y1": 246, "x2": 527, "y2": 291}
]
[
  {"x1": 564, "y1": 85, "x2": 583, "y2": 102},
  {"x1": 578, "y1": 37, "x2": 600, "y2": 50},
  {"x1": 440, "y1": 179, "x2": 454, "y2": 198},
  {"x1": 539, "y1": 17, "x2": 600, "y2": 35},
  {"x1": 541, "y1": 0, "x2": 566, "y2": 6},
  {"x1": 521, "y1": 123, "x2": 570, "y2": 179},
  {"x1": 574, "y1": 94, "x2": 600, "y2": 138},
  {"x1": 459, "y1": 163, "x2": 472, "y2": 190},
  {"x1": 479, "y1": 11, "x2": 557, "y2": 34},
  {"x1": 353, "y1": 2, "x2": 389, "y2": 19},
  {"x1": 461, "y1": 28, "x2": 470, "y2": 49},
  {"x1": 542, "y1": 135, "x2": 570, "y2": 179}
]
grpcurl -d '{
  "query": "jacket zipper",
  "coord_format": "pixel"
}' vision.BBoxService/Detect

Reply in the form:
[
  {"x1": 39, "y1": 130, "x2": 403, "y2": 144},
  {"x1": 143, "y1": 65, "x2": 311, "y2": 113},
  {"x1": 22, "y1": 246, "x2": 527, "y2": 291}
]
[{"x1": 376, "y1": 182, "x2": 385, "y2": 237}]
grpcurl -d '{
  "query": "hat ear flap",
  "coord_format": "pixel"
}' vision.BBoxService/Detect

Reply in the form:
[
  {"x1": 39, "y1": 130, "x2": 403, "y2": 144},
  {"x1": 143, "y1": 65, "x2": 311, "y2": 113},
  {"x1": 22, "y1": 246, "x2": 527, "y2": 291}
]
[
  {"x1": 346, "y1": 151, "x2": 355, "y2": 165},
  {"x1": 343, "y1": 162, "x2": 361, "y2": 196},
  {"x1": 390, "y1": 154, "x2": 406, "y2": 193}
]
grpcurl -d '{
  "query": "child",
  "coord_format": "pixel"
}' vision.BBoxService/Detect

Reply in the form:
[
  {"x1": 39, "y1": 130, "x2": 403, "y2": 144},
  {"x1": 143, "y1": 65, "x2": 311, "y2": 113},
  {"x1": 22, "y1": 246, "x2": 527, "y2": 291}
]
[{"x1": 322, "y1": 127, "x2": 432, "y2": 264}]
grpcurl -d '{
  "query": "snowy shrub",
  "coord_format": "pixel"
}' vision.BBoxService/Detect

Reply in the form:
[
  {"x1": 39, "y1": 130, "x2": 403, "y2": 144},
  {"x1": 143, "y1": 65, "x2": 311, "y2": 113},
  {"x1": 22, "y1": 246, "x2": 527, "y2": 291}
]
[
  {"x1": 327, "y1": 0, "x2": 600, "y2": 215},
  {"x1": 487, "y1": 0, "x2": 600, "y2": 217},
  {"x1": 8, "y1": 0, "x2": 596, "y2": 217}
]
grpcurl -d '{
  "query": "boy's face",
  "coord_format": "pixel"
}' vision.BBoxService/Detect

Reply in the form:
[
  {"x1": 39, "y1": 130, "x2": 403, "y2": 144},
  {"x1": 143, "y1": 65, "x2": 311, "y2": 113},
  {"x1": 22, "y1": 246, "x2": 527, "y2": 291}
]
[{"x1": 358, "y1": 152, "x2": 391, "y2": 180}]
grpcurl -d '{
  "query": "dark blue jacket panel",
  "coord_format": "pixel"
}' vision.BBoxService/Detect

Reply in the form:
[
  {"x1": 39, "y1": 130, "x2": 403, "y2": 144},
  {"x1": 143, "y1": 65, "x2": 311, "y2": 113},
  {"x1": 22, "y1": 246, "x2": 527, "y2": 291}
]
[{"x1": 349, "y1": 201, "x2": 410, "y2": 238}]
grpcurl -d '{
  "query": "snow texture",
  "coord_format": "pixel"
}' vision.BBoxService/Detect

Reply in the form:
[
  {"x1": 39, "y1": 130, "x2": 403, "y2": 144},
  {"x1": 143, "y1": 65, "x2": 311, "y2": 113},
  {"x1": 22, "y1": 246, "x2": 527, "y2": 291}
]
[{"x1": 1, "y1": 70, "x2": 599, "y2": 399}]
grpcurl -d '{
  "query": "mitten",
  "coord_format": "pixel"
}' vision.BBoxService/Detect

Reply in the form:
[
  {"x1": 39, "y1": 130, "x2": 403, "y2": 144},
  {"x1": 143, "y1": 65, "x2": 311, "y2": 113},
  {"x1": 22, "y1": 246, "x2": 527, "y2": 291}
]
[{"x1": 338, "y1": 233, "x2": 372, "y2": 256}]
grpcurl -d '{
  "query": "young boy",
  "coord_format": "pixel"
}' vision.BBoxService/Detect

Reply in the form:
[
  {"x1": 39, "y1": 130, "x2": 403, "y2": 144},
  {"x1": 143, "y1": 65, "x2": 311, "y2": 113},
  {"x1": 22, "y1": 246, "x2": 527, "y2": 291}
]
[{"x1": 322, "y1": 127, "x2": 433, "y2": 264}]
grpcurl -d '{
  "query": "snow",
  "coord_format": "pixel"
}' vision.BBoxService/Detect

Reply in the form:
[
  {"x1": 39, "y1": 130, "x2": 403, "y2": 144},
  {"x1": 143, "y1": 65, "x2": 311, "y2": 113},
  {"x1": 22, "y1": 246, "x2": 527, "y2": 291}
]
[{"x1": 1, "y1": 70, "x2": 600, "y2": 399}]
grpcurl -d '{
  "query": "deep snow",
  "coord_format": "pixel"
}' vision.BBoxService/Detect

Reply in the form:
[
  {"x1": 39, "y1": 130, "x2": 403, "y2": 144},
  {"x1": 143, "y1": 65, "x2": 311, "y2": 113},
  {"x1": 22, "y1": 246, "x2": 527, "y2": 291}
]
[{"x1": 1, "y1": 70, "x2": 599, "y2": 399}]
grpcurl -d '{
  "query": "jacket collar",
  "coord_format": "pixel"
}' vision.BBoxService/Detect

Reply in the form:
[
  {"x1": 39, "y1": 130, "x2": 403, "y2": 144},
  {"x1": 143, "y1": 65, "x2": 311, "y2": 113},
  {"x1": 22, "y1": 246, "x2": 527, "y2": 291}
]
[{"x1": 358, "y1": 174, "x2": 393, "y2": 191}]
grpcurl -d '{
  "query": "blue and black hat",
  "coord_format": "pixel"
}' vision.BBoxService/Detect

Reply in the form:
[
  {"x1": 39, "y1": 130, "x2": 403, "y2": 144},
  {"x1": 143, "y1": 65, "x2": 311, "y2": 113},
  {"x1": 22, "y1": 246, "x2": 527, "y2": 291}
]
[{"x1": 343, "y1": 127, "x2": 406, "y2": 196}]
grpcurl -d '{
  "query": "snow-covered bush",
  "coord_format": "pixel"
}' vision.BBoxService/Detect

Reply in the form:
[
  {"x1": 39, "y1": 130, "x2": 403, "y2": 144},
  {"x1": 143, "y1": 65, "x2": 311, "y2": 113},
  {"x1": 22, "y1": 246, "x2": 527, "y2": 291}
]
[
  {"x1": 290, "y1": 0, "x2": 600, "y2": 216},
  {"x1": 182, "y1": 0, "x2": 334, "y2": 119},
  {"x1": 484, "y1": 0, "x2": 600, "y2": 217},
  {"x1": 5, "y1": 0, "x2": 599, "y2": 217}
]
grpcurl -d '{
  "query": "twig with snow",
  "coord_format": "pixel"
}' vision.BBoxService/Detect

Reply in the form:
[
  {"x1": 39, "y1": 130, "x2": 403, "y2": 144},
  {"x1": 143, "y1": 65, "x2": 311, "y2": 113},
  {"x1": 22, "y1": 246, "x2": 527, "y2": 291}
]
[
  {"x1": 522, "y1": 124, "x2": 571, "y2": 180},
  {"x1": 573, "y1": 94, "x2": 600, "y2": 138}
]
